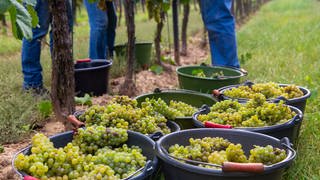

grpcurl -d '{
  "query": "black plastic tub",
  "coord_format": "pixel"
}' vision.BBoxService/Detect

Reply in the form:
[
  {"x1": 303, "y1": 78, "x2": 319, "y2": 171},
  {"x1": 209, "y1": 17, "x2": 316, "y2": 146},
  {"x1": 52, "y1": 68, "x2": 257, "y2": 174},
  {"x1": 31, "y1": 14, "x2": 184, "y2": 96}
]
[
  {"x1": 13, "y1": 130, "x2": 158, "y2": 180},
  {"x1": 134, "y1": 89, "x2": 217, "y2": 129},
  {"x1": 216, "y1": 83, "x2": 311, "y2": 113},
  {"x1": 192, "y1": 105, "x2": 303, "y2": 143},
  {"x1": 156, "y1": 129, "x2": 296, "y2": 180},
  {"x1": 74, "y1": 59, "x2": 112, "y2": 96},
  {"x1": 74, "y1": 111, "x2": 180, "y2": 141}
]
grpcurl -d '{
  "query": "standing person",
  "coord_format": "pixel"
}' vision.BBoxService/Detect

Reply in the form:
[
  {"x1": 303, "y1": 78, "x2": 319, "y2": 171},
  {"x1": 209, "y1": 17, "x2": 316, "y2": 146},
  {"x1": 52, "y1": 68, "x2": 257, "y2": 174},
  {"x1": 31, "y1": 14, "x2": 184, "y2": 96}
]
[
  {"x1": 21, "y1": 0, "x2": 73, "y2": 94},
  {"x1": 199, "y1": 0, "x2": 240, "y2": 68},
  {"x1": 84, "y1": 0, "x2": 117, "y2": 59}
]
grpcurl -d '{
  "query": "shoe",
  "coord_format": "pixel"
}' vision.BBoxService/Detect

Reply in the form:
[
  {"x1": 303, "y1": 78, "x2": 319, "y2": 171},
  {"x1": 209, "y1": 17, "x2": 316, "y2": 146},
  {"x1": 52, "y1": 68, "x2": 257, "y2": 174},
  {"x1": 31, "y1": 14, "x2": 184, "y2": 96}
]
[{"x1": 23, "y1": 86, "x2": 50, "y2": 98}]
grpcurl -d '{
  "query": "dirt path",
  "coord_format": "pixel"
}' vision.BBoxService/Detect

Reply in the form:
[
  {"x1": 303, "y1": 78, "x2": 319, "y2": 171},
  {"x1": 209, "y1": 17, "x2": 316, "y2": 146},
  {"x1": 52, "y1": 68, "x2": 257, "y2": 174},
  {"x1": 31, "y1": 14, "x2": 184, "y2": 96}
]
[{"x1": 0, "y1": 32, "x2": 209, "y2": 180}]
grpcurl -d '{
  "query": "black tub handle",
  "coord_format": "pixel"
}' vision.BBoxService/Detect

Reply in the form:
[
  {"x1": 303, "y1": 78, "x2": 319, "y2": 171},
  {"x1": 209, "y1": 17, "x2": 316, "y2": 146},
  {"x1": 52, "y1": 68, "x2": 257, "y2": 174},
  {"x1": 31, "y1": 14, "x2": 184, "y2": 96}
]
[
  {"x1": 153, "y1": 88, "x2": 162, "y2": 93},
  {"x1": 280, "y1": 137, "x2": 296, "y2": 157},
  {"x1": 292, "y1": 113, "x2": 303, "y2": 125},
  {"x1": 149, "y1": 131, "x2": 164, "y2": 141},
  {"x1": 240, "y1": 68, "x2": 248, "y2": 76},
  {"x1": 243, "y1": 80, "x2": 255, "y2": 88},
  {"x1": 199, "y1": 104, "x2": 211, "y2": 114},
  {"x1": 144, "y1": 160, "x2": 154, "y2": 176},
  {"x1": 281, "y1": 142, "x2": 295, "y2": 155},
  {"x1": 284, "y1": 113, "x2": 302, "y2": 127},
  {"x1": 200, "y1": 62, "x2": 209, "y2": 67},
  {"x1": 212, "y1": 89, "x2": 224, "y2": 101},
  {"x1": 73, "y1": 110, "x2": 85, "y2": 119}
]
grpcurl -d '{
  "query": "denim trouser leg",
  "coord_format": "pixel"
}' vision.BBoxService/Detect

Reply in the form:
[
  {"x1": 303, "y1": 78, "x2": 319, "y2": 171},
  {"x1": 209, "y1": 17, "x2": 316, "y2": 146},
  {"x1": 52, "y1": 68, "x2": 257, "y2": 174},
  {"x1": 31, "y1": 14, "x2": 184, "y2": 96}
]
[
  {"x1": 84, "y1": 0, "x2": 108, "y2": 59},
  {"x1": 21, "y1": 0, "x2": 73, "y2": 89},
  {"x1": 106, "y1": 1, "x2": 117, "y2": 57},
  {"x1": 200, "y1": 0, "x2": 240, "y2": 68},
  {"x1": 21, "y1": 0, "x2": 50, "y2": 89}
]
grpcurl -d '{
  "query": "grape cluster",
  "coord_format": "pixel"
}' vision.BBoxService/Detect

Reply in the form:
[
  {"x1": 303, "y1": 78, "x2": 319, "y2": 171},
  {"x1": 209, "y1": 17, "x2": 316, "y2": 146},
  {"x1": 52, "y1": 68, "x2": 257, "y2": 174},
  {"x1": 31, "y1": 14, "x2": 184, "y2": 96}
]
[
  {"x1": 197, "y1": 97, "x2": 295, "y2": 127},
  {"x1": 168, "y1": 137, "x2": 287, "y2": 169},
  {"x1": 211, "y1": 71, "x2": 225, "y2": 78},
  {"x1": 194, "y1": 71, "x2": 206, "y2": 78},
  {"x1": 141, "y1": 98, "x2": 184, "y2": 120},
  {"x1": 78, "y1": 96, "x2": 172, "y2": 135},
  {"x1": 193, "y1": 69, "x2": 225, "y2": 79},
  {"x1": 15, "y1": 131, "x2": 147, "y2": 179},
  {"x1": 223, "y1": 82, "x2": 304, "y2": 99},
  {"x1": 109, "y1": 95, "x2": 138, "y2": 108},
  {"x1": 72, "y1": 125, "x2": 128, "y2": 154},
  {"x1": 169, "y1": 100, "x2": 198, "y2": 117},
  {"x1": 249, "y1": 145, "x2": 287, "y2": 165},
  {"x1": 79, "y1": 96, "x2": 196, "y2": 135},
  {"x1": 94, "y1": 145, "x2": 147, "y2": 179},
  {"x1": 141, "y1": 98, "x2": 197, "y2": 119},
  {"x1": 169, "y1": 137, "x2": 231, "y2": 163}
]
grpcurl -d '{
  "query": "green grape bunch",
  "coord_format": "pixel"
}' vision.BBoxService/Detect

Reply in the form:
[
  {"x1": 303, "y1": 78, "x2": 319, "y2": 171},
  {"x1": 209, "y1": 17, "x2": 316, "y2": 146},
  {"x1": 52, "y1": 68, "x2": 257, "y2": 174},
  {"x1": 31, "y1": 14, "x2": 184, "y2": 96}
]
[
  {"x1": 197, "y1": 98, "x2": 296, "y2": 128},
  {"x1": 141, "y1": 98, "x2": 197, "y2": 119},
  {"x1": 168, "y1": 137, "x2": 287, "y2": 169},
  {"x1": 79, "y1": 96, "x2": 173, "y2": 135},
  {"x1": 72, "y1": 126, "x2": 128, "y2": 154},
  {"x1": 169, "y1": 100, "x2": 198, "y2": 116},
  {"x1": 249, "y1": 145, "x2": 287, "y2": 165},
  {"x1": 14, "y1": 131, "x2": 147, "y2": 179},
  {"x1": 109, "y1": 95, "x2": 138, "y2": 108},
  {"x1": 223, "y1": 82, "x2": 304, "y2": 100},
  {"x1": 78, "y1": 96, "x2": 196, "y2": 136},
  {"x1": 94, "y1": 145, "x2": 147, "y2": 179}
]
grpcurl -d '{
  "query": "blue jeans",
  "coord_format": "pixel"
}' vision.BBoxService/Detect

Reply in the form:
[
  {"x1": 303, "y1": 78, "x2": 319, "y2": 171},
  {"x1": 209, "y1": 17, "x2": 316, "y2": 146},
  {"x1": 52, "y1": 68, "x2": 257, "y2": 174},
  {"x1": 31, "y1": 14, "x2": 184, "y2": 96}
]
[
  {"x1": 200, "y1": 0, "x2": 240, "y2": 68},
  {"x1": 21, "y1": 0, "x2": 72, "y2": 89},
  {"x1": 84, "y1": 0, "x2": 117, "y2": 59}
]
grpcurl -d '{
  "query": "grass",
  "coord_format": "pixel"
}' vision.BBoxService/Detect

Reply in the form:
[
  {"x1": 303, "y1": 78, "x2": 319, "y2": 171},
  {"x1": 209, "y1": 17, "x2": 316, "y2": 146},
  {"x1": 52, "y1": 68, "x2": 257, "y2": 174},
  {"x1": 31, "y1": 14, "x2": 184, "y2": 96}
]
[
  {"x1": 0, "y1": 6, "x2": 203, "y2": 144},
  {"x1": 237, "y1": 0, "x2": 320, "y2": 178}
]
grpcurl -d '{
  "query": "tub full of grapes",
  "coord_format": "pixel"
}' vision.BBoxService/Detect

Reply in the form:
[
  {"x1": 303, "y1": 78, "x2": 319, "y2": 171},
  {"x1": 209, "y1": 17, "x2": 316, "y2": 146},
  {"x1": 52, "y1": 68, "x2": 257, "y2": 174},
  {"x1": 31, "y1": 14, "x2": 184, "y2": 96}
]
[
  {"x1": 135, "y1": 89, "x2": 216, "y2": 129},
  {"x1": 176, "y1": 65, "x2": 247, "y2": 94},
  {"x1": 13, "y1": 127, "x2": 157, "y2": 180},
  {"x1": 215, "y1": 82, "x2": 311, "y2": 113},
  {"x1": 76, "y1": 96, "x2": 180, "y2": 140},
  {"x1": 156, "y1": 128, "x2": 296, "y2": 180},
  {"x1": 193, "y1": 94, "x2": 303, "y2": 143}
]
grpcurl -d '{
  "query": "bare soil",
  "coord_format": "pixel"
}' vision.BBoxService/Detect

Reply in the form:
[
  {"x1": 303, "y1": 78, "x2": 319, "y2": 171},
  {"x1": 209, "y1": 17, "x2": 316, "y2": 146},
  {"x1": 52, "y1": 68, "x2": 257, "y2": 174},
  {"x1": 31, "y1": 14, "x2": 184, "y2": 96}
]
[{"x1": 0, "y1": 32, "x2": 209, "y2": 180}]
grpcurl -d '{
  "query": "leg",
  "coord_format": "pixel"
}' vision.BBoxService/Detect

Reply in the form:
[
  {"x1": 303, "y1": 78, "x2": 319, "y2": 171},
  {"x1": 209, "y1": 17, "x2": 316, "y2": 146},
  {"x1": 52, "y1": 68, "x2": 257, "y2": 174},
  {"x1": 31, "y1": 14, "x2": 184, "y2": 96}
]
[
  {"x1": 200, "y1": 0, "x2": 240, "y2": 68},
  {"x1": 21, "y1": 0, "x2": 50, "y2": 89},
  {"x1": 106, "y1": 1, "x2": 117, "y2": 58},
  {"x1": 84, "y1": 0, "x2": 108, "y2": 59}
]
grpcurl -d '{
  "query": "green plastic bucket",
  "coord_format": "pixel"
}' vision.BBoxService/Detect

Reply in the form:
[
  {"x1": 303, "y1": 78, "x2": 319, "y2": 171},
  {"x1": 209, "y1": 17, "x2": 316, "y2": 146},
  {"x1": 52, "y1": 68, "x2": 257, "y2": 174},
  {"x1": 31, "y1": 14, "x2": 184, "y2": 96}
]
[
  {"x1": 134, "y1": 89, "x2": 217, "y2": 129},
  {"x1": 176, "y1": 65, "x2": 247, "y2": 94},
  {"x1": 114, "y1": 42, "x2": 153, "y2": 69}
]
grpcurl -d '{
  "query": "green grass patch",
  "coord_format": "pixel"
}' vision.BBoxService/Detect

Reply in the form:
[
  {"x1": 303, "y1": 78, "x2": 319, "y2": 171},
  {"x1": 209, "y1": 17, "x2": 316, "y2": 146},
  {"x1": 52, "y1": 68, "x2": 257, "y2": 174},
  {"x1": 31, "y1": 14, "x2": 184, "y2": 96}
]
[
  {"x1": 0, "y1": 56, "x2": 43, "y2": 143},
  {"x1": 237, "y1": 0, "x2": 320, "y2": 178}
]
